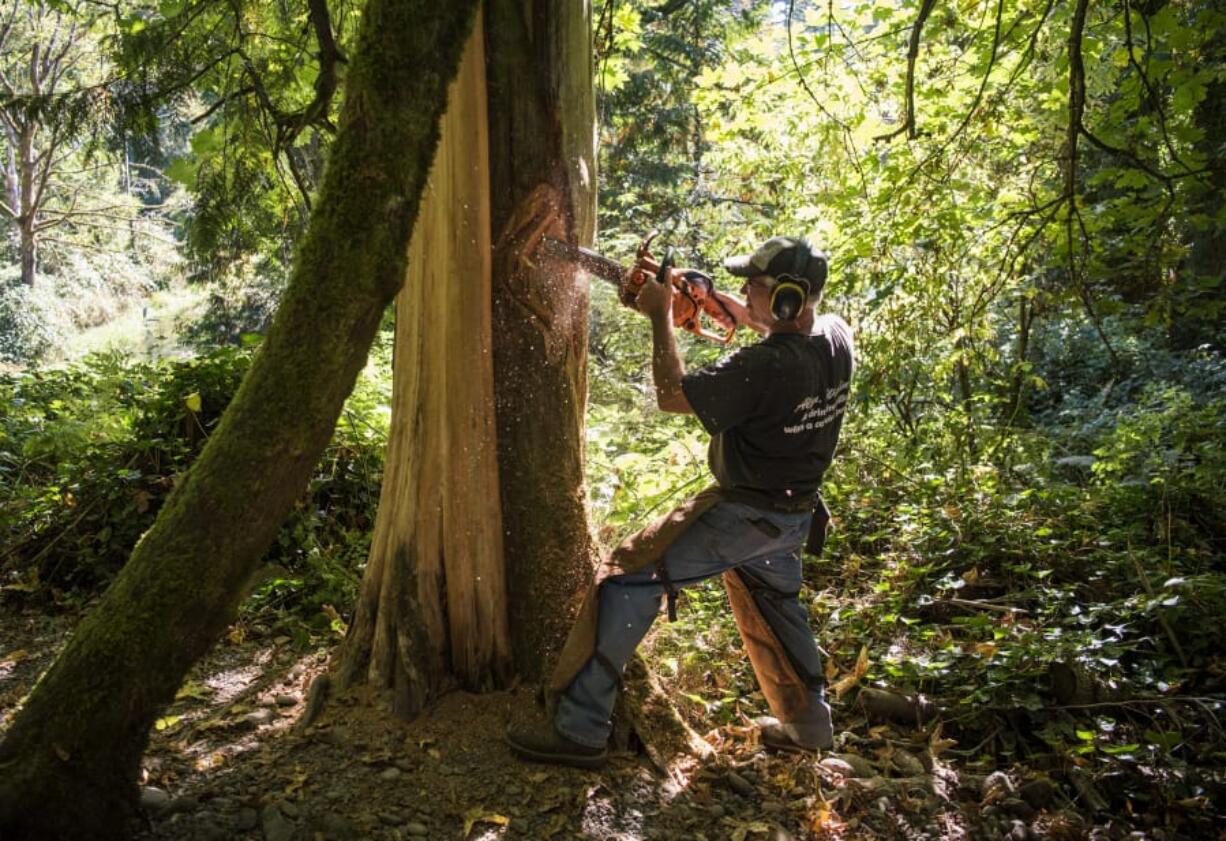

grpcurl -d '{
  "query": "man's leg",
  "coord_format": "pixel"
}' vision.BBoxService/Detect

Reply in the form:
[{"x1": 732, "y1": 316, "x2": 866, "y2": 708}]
[
  {"x1": 553, "y1": 564, "x2": 664, "y2": 746},
  {"x1": 555, "y1": 502, "x2": 810, "y2": 747},
  {"x1": 736, "y1": 551, "x2": 833, "y2": 749}
]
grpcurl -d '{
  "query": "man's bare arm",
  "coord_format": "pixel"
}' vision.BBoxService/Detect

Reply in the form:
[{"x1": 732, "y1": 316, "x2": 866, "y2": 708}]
[
  {"x1": 635, "y1": 271, "x2": 694, "y2": 414},
  {"x1": 650, "y1": 311, "x2": 693, "y2": 414}
]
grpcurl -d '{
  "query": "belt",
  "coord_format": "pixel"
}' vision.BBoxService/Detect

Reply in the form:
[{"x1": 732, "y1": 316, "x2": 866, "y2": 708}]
[
  {"x1": 721, "y1": 486, "x2": 820, "y2": 513},
  {"x1": 723, "y1": 486, "x2": 832, "y2": 557}
]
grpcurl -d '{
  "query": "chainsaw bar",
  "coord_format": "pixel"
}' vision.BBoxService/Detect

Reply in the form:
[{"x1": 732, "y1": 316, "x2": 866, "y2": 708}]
[{"x1": 540, "y1": 237, "x2": 625, "y2": 286}]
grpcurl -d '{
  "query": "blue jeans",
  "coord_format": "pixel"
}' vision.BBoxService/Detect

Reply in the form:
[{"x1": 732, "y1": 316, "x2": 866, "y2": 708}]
[{"x1": 555, "y1": 500, "x2": 827, "y2": 748}]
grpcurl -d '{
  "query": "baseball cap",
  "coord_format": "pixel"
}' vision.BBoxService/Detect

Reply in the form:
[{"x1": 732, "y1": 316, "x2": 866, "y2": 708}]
[{"x1": 724, "y1": 236, "x2": 828, "y2": 294}]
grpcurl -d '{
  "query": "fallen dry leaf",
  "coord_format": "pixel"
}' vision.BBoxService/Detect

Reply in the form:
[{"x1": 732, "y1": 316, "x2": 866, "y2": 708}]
[
  {"x1": 829, "y1": 644, "x2": 869, "y2": 698},
  {"x1": 462, "y1": 806, "x2": 509, "y2": 837}
]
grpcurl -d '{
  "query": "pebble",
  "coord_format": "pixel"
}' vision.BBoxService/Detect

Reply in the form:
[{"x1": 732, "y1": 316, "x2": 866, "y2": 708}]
[
  {"x1": 726, "y1": 771, "x2": 755, "y2": 797},
  {"x1": 239, "y1": 708, "x2": 276, "y2": 730},
  {"x1": 320, "y1": 726, "x2": 351, "y2": 748},
  {"x1": 166, "y1": 795, "x2": 199, "y2": 816},
  {"x1": 1002, "y1": 798, "x2": 1036, "y2": 820},
  {"x1": 275, "y1": 693, "x2": 299, "y2": 707},
  {"x1": 829, "y1": 752, "x2": 876, "y2": 778},
  {"x1": 279, "y1": 800, "x2": 300, "y2": 818},
  {"x1": 196, "y1": 815, "x2": 230, "y2": 841},
  {"x1": 139, "y1": 786, "x2": 171, "y2": 815},
  {"x1": 1008, "y1": 819, "x2": 1032, "y2": 841},
  {"x1": 380, "y1": 766, "x2": 402, "y2": 781},
  {"x1": 236, "y1": 807, "x2": 259, "y2": 831},
  {"x1": 379, "y1": 812, "x2": 402, "y2": 826},
  {"x1": 891, "y1": 750, "x2": 925, "y2": 776},
  {"x1": 983, "y1": 770, "x2": 1016, "y2": 800},
  {"x1": 1020, "y1": 776, "x2": 1056, "y2": 810},
  {"x1": 405, "y1": 821, "x2": 429, "y2": 836},
  {"x1": 260, "y1": 804, "x2": 294, "y2": 841},
  {"x1": 318, "y1": 812, "x2": 358, "y2": 839},
  {"x1": 709, "y1": 804, "x2": 726, "y2": 818}
]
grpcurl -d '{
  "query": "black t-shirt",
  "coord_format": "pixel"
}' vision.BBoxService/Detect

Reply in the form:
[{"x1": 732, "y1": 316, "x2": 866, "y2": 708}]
[{"x1": 680, "y1": 314, "x2": 855, "y2": 506}]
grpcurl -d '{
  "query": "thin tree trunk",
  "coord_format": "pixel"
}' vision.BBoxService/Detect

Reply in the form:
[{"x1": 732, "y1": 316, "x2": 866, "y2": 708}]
[
  {"x1": 17, "y1": 127, "x2": 35, "y2": 287},
  {"x1": 1007, "y1": 295, "x2": 1033, "y2": 423},
  {"x1": 18, "y1": 219, "x2": 35, "y2": 286},
  {"x1": 0, "y1": 2, "x2": 479, "y2": 838},
  {"x1": 334, "y1": 14, "x2": 513, "y2": 715},
  {"x1": 486, "y1": 0, "x2": 598, "y2": 679}
]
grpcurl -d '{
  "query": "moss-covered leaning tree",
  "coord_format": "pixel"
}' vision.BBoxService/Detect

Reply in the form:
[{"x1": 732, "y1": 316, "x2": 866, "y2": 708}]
[
  {"x1": 0, "y1": 1, "x2": 480, "y2": 838},
  {"x1": 334, "y1": 0, "x2": 598, "y2": 708}
]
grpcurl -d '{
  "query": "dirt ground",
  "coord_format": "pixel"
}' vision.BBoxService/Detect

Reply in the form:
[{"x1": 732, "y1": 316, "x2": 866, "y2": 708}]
[{"x1": 2, "y1": 604, "x2": 1223, "y2": 841}]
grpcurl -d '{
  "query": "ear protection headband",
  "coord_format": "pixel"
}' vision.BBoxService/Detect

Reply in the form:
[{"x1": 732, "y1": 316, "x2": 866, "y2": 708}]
[{"x1": 769, "y1": 245, "x2": 812, "y2": 321}]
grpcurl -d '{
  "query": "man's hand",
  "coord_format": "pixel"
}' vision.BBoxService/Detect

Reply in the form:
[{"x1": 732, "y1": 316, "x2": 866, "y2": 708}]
[
  {"x1": 634, "y1": 271, "x2": 673, "y2": 320},
  {"x1": 712, "y1": 289, "x2": 769, "y2": 335}
]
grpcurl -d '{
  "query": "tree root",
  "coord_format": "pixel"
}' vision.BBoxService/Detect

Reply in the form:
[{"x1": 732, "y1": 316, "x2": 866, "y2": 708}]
[
  {"x1": 614, "y1": 656, "x2": 714, "y2": 778},
  {"x1": 857, "y1": 687, "x2": 939, "y2": 725},
  {"x1": 297, "y1": 674, "x2": 332, "y2": 731}
]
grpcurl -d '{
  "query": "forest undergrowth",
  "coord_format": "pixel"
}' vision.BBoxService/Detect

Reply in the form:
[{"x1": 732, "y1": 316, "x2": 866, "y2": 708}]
[{"x1": 2, "y1": 311, "x2": 1224, "y2": 838}]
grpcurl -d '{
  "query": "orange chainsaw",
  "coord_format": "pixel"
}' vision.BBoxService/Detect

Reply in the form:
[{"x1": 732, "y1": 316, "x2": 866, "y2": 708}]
[{"x1": 542, "y1": 231, "x2": 737, "y2": 344}]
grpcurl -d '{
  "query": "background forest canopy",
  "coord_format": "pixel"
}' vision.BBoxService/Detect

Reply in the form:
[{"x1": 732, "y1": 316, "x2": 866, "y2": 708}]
[{"x1": 1, "y1": 0, "x2": 1224, "y2": 779}]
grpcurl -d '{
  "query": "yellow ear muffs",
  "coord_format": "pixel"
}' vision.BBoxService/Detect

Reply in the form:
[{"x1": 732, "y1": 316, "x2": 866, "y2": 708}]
[
  {"x1": 770, "y1": 278, "x2": 809, "y2": 321},
  {"x1": 769, "y1": 241, "x2": 813, "y2": 321}
]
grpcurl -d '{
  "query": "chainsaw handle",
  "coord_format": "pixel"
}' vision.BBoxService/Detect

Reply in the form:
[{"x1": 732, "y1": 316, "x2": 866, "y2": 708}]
[
  {"x1": 672, "y1": 270, "x2": 737, "y2": 345},
  {"x1": 655, "y1": 246, "x2": 675, "y2": 285},
  {"x1": 623, "y1": 234, "x2": 739, "y2": 344}
]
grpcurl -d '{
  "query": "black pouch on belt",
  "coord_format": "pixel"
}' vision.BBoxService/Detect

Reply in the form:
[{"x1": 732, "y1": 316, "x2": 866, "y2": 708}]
[{"x1": 804, "y1": 494, "x2": 832, "y2": 557}]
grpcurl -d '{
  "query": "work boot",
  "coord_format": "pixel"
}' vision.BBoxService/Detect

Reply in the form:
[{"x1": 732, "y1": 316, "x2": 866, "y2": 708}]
[
  {"x1": 505, "y1": 719, "x2": 608, "y2": 770},
  {"x1": 754, "y1": 715, "x2": 834, "y2": 753}
]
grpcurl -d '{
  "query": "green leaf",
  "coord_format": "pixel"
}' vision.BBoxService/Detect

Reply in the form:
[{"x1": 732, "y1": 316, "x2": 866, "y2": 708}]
[{"x1": 1143, "y1": 729, "x2": 1181, "y2": 751}]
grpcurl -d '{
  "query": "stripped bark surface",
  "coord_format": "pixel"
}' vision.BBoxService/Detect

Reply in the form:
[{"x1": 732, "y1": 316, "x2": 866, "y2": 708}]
[{"x1": 335, "y1": 16, "x2": 513, "y2": 714}]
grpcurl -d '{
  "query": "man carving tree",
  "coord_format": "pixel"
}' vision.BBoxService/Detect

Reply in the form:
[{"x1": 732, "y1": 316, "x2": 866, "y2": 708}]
[{"x1": 508, "y1": 236, "x2": 855, "y2": 768}]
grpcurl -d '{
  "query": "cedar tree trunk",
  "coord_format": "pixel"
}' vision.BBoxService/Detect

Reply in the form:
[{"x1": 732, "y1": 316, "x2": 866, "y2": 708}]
[
  {"x1": 0, "y1": 2, "x2": 479, "y2": 838},
  {"x1": 487, "y1": 0, "x2": 598, "y2": 679},
  {"x1": 334, "y1": 0, "x2": 597, "y2": 706}
]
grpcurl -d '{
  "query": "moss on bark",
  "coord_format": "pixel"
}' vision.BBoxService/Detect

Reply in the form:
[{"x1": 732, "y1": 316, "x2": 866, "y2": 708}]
[{"x1": 0, "y1": 2, "x2": 478, "y2": 838}]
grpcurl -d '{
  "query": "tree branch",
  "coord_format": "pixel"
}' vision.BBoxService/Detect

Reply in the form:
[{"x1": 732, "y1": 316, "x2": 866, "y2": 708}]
[
  {"x1": 904, "y1": 0, "x2": 1003, "y2": 184},
  {"x1": 190, "y1": 86, "x2": 256, "y2": 124},
  {"x1": 274, "y1": 0, "x2": 346, "y2": 149},
  {"x1": 1064, "y1": 0, "x2": 1119, "y2": 369},
  {"x1": 874, "y1": 0, "x2": 938, "y2": 142}
]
